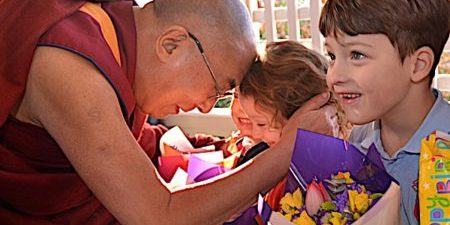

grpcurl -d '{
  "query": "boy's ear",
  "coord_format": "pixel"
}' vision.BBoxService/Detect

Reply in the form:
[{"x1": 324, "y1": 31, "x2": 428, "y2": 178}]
[
  {"x1": 410, "y1": 46, "x2": 434, "y2": 83},
  {"x1": 155, "y1": 26, "x2": 190, "y2": 63}
]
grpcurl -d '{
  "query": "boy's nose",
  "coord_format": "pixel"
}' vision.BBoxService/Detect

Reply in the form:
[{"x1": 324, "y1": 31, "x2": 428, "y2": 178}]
[{"x1": 327, "y1": 62, "x2": 348, "y2": 87}]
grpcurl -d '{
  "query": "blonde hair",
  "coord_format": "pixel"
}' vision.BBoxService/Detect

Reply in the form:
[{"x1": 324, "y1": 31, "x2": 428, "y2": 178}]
[{"x1": 239, "y1": 41, "x2": 351, "y2": 139}]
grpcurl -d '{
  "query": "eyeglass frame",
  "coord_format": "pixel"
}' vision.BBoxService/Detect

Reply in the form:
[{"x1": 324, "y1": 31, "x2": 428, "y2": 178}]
[{"x1": 187, "y1": 32, "x2": 227, "y2": 99}]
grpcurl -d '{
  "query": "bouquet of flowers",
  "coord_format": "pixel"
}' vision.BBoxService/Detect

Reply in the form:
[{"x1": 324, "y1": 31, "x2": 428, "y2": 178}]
[{"x1": 257, "y1": 129, "x2": 401, "y2": 225}]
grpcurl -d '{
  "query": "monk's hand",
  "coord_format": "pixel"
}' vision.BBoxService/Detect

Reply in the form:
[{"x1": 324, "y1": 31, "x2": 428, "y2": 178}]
[
  {"x1": 264, "y1": 92, "x2": 337, "y2": 181},
  {"x1": 281, "y1": 92, "x2": 336, "y2": 142}
]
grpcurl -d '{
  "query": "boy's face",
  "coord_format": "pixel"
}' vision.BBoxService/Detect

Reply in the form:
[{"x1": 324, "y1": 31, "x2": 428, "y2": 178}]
[
  {"x1": 325, "y1": 33, "x2": 414, "y2": 125},
  {"x1": 239, "y1": 95, "x2": 285, "y2": 146}
]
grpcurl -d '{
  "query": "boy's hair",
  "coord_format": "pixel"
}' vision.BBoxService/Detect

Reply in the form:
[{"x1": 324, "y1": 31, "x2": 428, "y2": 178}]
[
  {"x1": 319, "y1": 0, "x2": 450, "y2": 81},
  {"x1": 239, "y1": 41, "x2": 350, "y2": 138}
]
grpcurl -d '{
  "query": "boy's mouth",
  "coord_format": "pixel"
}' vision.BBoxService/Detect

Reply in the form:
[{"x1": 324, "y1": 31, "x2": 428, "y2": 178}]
[{"x1": 337, "y1": 92, "x2": 362, "y2": 104}]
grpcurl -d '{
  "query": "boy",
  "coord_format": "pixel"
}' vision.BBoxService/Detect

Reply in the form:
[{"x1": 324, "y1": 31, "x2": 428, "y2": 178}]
[{"x1": 319, "y1": 0, "x2": 450, "y2": 224}]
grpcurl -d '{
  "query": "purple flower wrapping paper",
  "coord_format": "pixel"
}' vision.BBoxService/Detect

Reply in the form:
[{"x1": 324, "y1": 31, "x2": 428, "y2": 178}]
[{"x1": 258, "y1": 129, "x2": 401, "y2": 225}]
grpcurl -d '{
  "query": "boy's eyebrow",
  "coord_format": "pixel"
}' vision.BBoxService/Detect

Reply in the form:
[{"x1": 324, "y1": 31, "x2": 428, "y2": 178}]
[
  {"x1": 324, "y1": 39, "x2": 374, "y2": 49},
  {"x1": 340, "y1": 41, "x2": 374, "y2": 48}
]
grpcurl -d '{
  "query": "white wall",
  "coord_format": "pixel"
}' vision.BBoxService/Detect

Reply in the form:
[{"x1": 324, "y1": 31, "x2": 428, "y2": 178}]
[{"x1": 161, "y1": 108, "x2": 237, "y2": 137}]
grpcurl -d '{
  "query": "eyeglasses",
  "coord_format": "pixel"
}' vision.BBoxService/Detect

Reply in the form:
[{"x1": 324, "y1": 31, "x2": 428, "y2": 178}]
[{"x1": 188, "y1": 32, "x2": 226, "y2": 99}]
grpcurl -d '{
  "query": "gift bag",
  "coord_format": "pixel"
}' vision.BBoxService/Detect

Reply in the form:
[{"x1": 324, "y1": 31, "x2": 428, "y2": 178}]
[
  {"x1": 157, "y1": 126, "x2": 241, "y2": 188},
  {"x1": 258, "y1": 129, "x2": 401, "y2": 225},
  {"x1": 419, "y1": 130, "x2": 450, "y2": 224},
  {"x1": 158, "y1": 127, "x2": 269, "y2": 225}
]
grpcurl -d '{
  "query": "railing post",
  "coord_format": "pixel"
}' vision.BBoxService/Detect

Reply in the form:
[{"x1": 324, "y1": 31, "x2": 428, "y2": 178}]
[
  {"x1": 310, "y1": 0, "x2": 323, "y2": 53},
  {"x1": 244, "y1": 0, "x2": 261, "y2": 42},
  {"x1": 287, "y1": 0, "x2": 300, "y2": 41},
  {"x1": 263, "y1": 0, "x2": 277, "y2": 42}
]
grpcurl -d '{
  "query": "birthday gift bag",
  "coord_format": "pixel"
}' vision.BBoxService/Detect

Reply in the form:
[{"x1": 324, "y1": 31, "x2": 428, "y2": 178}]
[{"x1": 419, "y1": 130, "x2": 450, "y2": 224}]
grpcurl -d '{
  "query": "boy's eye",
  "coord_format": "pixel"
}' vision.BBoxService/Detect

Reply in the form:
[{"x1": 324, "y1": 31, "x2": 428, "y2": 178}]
[
  {"x1": 326, "y1": 52, "x2": 336, "y2": 61},
  {"x1": 256, "y1": 123, "x2": 267, "y2": 127},
  {"x1": 350, "y1": 51, "x2": 366, "y2": 60}
]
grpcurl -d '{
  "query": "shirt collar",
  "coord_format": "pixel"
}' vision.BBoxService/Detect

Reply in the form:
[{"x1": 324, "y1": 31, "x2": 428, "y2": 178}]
[
  {"x1": 403, "y1": 89, "x2": 450, "y2": 154},
  {"x1": 363, "y1": 89, "x2": 450, "y2": 159}
]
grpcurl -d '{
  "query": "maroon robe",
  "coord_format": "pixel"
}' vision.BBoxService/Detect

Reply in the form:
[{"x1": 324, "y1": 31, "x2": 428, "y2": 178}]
[{"x1": 0, "y1": 1, "x2": 167, "y2": 224}]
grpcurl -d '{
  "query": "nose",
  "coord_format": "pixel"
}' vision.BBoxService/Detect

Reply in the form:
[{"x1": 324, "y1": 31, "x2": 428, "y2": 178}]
[
  {"x1": 251, "y1": 126, "x2": 264, "y2": 140},
  {"x1": 327, "y1": 60, "x2": 348, "y2": 88},
  {"x1": 197, "y1": 98, "x2": 217, "y2": 113}
]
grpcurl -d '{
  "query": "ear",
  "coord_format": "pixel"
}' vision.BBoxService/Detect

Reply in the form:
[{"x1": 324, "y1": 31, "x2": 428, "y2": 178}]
[
  {"x1": 155, "y1": 26, "x2": 190, "y2": 63},
  {"x1": 410, "y1": 46, "x2": 434, "y2": 83}
]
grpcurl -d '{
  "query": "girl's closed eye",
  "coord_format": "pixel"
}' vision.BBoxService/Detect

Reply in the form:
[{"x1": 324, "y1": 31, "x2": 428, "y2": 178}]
[{"x1": 256, "y1": 123, "x2": 267, "y2": 127}]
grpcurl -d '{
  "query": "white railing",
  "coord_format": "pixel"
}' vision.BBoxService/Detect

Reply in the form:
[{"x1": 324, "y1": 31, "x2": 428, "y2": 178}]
[{"x1": 246, "y1": 0, "x2": 324, "y2": 53}]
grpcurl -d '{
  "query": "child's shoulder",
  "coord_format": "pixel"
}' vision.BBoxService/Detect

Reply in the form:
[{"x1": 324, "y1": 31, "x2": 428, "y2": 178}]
[
  {"x1": 424, "y1": 90, "x2": 450, "y2": 130},
  {"x1": 428, "y1": 97, "x2": 450, "y2": 135}
]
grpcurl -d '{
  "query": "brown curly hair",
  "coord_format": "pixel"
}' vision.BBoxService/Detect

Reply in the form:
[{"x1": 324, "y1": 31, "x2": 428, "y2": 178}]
[{"x1": 239, "y1": 41, "x2": 350, "y2": 139}]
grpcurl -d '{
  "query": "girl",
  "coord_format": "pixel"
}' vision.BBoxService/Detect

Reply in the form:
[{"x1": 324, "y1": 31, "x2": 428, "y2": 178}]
[
  {"x1": 237, "y1": 41, "x2": 351, "y2": 214},
  {"x1": 238, "y1": 40, "x2": 350, "y2": 146}
]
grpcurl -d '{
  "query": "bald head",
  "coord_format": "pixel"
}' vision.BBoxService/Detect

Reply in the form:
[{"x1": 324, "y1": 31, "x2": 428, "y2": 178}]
[
  {"x1": 133, "y1": 0, "x2": 257, "y2": 116},
  {"x1": 152, "y1": 0, "x2": 256, "y2": 54}
]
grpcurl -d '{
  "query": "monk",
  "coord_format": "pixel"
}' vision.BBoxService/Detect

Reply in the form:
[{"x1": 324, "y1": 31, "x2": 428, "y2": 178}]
[{"x1": 0, "y1": 0, "x2": 335, "y2": 224}]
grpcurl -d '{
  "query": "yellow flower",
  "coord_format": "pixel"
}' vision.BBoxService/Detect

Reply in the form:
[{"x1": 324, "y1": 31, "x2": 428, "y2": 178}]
[
  {"x1": 281, "y1": 212, "x2": 293, "y2": 221},
  {"x1": 348, "y1": 190, "x2": 357, "y2": 212},
  {"x1": 329, "y1": 212, "x2": 347, "y2": 225},
  {"x1": 292, "y1": 188, "x2": 304, "y2": 208},
  {"x1": 348, "y1": 190, "x2": 370, "y2": 213},
  {"x1": 355, "y1": 192, "x2": 369, "y2": 213},
  {"x1": 280, "y1": 193, "x2": 295, "y2": 214},
  {"x1": 293, "y1": 211, "x2": 316, "y2": 225},
  {"x1": 280, "y1": 188, "x2": 303, "y2": 214},
  {"x1": 334, "y1": 172, "x2": 354, "y2": 184}
]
